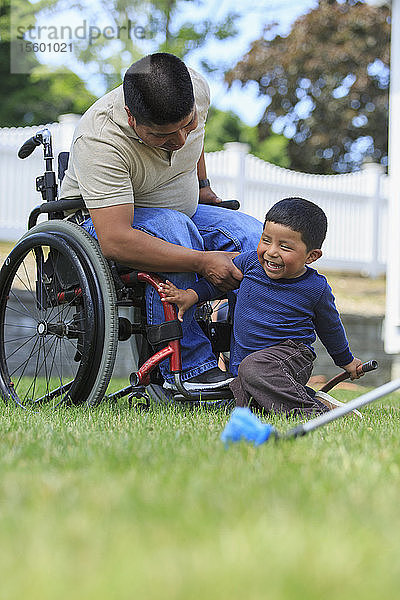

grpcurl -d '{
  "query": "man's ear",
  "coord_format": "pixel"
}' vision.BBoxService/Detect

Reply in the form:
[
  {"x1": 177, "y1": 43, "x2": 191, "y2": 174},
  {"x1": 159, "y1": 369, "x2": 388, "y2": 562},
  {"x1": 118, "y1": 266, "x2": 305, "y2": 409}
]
[
  {"x1": 124, "y1": 106, "x2": 136, "y2": 128},
  {"x1": 305, "y1": 249, "x2": 322, "y2": 264}
]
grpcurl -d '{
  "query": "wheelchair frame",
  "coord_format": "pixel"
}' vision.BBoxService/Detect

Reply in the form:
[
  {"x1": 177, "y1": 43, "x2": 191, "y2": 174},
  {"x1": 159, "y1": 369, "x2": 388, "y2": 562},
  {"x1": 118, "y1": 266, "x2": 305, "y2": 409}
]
[{"x1": 0, "y1": 129, "x2": 234, "y2": 409}]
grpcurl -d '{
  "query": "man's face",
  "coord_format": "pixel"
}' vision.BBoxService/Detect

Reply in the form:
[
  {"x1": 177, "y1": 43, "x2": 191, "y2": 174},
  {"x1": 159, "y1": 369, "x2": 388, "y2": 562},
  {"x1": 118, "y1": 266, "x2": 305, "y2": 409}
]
[{"x1": 125, "y1": 106, "x2": 198, "y2": 151}]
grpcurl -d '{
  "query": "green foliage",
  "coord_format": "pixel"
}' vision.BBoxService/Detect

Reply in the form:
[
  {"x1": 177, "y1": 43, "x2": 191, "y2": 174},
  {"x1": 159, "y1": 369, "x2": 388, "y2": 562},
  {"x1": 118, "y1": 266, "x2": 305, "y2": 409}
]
[
  {"x1": 0, "y1": 0, "x2": 96, "y2": 126},
  {"x1": 205, "y1": 106, "x2": 289, "y2": 167},
  {"x1": 226, "y1": 0, "x2": 390, "y2": 174},
  {"x1": 0, "y1": 59, "x2": 96, "y2": 127},
  {"x1": 204, "y1": 107, "x2": 242, "y2": 152}
]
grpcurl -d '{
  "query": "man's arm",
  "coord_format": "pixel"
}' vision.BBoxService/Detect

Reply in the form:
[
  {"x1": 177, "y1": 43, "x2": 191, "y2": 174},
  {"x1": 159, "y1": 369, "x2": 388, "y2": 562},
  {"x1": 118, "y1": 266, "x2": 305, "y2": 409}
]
[
  {"x1": 89, "y1": 203, "x2": 243, "y2": 291},
  {"x1": 197, "y1": 145, "x2": 222, "y2": 205}
]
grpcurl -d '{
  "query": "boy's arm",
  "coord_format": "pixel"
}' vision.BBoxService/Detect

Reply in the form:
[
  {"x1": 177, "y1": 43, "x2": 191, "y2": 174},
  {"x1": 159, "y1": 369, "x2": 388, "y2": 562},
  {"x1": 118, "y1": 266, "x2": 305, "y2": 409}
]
[
  {"x1": 190, "y1": 277, "x2": 226, "y2": 303},
  {"x1": 313, "y1": 283, "x2": 364, "y2": 380},
  {"x1": 159, "y1": 258, "x2": 243, "y2": 321},
  {"x1": 159, "y1": 278, "x2": 227, "y2": 322}
]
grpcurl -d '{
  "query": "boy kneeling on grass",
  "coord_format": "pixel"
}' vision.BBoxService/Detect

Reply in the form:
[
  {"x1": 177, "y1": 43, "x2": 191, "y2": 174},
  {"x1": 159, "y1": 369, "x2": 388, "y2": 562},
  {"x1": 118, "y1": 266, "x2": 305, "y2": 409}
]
[{"x1": 159, "y1": 197, "x2": 364, "y2": 418}]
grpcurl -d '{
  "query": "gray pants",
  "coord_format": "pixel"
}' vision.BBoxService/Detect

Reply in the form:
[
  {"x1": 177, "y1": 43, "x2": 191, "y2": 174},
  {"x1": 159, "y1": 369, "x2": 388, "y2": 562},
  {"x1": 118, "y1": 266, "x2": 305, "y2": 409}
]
[{"x1": 229, "y1": 340, "x2": 329, "y2": 417}]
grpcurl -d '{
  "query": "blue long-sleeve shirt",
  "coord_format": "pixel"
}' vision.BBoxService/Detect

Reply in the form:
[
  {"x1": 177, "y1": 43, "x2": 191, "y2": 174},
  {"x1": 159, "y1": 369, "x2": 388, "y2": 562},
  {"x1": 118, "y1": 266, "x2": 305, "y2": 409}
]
[{"x1": 192, "y1": 251, "x2": 353, "y2": 376}]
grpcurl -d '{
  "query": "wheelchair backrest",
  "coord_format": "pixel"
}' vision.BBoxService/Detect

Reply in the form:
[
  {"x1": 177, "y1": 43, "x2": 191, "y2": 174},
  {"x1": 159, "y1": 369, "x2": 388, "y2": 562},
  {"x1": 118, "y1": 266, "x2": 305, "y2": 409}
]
[{"x1": 58, "y1": 152, "x2": 70, "y2": 183}]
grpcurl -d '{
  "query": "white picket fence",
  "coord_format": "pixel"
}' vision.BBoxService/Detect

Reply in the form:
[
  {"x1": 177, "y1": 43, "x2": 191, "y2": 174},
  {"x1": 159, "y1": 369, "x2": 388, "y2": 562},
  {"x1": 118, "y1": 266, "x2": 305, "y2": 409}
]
[
  {"x1": 207, "y1": 143, "x2": 387, "y2": 277},
  {"x1": 0, "y1": 114, "x2": 79, "y2": 240},
  {"x1": 0, "y1": 116, "x2": 388, "y2": 276}
]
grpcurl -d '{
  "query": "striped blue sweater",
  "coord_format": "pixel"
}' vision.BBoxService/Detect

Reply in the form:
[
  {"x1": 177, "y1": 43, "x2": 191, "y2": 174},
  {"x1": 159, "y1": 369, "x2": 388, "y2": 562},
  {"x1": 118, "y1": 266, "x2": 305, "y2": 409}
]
[{"x1": 192, "y1": 251, "x2": 353, "y2": 377}]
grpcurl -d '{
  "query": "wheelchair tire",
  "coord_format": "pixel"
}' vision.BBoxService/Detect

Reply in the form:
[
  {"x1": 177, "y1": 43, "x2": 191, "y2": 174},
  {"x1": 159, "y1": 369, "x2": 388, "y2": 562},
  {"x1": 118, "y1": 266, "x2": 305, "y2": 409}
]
[
  {"x1": 18, "y1": 220, "x2": 119, "y2": 407},
  {"x1": 0, "y1": 233, "x2": 103, "y2": 406}
]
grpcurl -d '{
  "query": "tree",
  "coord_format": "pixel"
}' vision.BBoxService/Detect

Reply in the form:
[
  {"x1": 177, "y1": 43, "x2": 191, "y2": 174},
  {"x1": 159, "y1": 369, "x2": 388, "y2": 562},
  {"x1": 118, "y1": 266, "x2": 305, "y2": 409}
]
[
  {"x1": 35, "y1": 0, "x2": 239, "y2": 93},
  {"x1": 0, "y1": 0, "x2": 96, "y2": 126},
  {"x1": 225, "y1": 0, "x2": 390, "y2": 174},
  {"x1": 205, "y1": 107, "x2": 289, "y2": 168}
]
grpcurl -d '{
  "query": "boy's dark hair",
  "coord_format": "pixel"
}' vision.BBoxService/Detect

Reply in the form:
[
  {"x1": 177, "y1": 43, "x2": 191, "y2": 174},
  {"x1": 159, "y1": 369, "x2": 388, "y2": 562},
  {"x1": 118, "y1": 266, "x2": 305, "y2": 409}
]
[
  {"x1": 123, "y1": 53, "x2": 195, "y2": 126},
  {"x1": 264, "y1": 197, "x2": 328, "y2": 251}
]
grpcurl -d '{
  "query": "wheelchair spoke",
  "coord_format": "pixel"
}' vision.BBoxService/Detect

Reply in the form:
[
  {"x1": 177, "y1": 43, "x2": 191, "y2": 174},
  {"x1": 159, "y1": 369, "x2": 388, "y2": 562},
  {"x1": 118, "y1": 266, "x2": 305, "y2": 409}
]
[
  {"x1": 5, "y1": 332, "x2": 40, "y2": 368},
  {"x1": 12, "y1": 336, "x2": 40, "y2": 392},
  {"x1": 14, "y1": 270, "x2": 43, "y2": 317},
  {"x1": 3, "y1": 332, "x2": 39, "y2": 345},
  {"x1": 7, "y1": 287, "x2": 41, "y2": 322},
  {"x1": 4, "y1": 302, "x2": 40, "y2": 322},
  {"x1": 33, "y1": 381, "x2": 74, "y2": 405},
  {"x1": 28, "y1": 335, "x2": 43, "y2": 403},
  {"x1": 7, "y1": 326, "x2": 57, "y2": 375},
  {"x1": 4, "y1": 322, "x2": 37, "y2": 329}
]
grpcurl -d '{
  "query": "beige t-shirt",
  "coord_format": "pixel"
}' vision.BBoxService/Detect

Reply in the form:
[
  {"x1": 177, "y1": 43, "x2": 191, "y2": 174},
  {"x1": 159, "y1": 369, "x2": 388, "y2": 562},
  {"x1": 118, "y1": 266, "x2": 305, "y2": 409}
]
[{"x1": 60, "y1": 68, "x2": 210, "y2": 218}]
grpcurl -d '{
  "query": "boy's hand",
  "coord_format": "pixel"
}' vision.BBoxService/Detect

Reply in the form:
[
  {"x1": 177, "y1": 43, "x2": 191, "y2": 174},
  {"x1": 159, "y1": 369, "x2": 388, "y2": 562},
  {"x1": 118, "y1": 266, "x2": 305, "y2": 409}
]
[
  {"x1": 342, "y1": 357, "x2": 364, "y2": 380},
  {"x1": 158, "y1": 280, "x2": 199, "y2": 322}
]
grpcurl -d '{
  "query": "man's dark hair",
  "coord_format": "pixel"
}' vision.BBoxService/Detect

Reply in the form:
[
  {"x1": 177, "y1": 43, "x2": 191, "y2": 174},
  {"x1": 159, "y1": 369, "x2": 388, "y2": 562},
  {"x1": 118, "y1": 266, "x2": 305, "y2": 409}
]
[
  {"x1": 264, "y1": 197, "x2": 328, "y2": 250},
  {"x1": 123, "y1": 53, "x2": 195, "y2": 126}
]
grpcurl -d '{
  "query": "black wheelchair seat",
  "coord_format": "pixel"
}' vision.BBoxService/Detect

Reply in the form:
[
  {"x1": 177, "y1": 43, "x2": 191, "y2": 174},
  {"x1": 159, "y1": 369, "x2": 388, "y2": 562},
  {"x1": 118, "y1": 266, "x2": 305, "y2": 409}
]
[{"x1": 58, "y1": 151, "x2": 70, "y2": 183}]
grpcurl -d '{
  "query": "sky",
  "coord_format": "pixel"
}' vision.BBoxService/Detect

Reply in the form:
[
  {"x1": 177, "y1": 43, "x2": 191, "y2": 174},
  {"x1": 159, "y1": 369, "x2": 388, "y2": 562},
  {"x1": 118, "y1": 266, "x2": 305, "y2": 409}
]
[{"x1": 24, "y1": 0, "x2": 319, "y2": 126}]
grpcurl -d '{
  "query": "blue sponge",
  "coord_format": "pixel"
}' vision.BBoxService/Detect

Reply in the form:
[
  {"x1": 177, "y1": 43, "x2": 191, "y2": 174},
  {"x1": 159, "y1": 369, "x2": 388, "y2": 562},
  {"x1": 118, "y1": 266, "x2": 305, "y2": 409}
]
[{"x1": 221, "y1": 407, "x2": 276, "y2": 446}]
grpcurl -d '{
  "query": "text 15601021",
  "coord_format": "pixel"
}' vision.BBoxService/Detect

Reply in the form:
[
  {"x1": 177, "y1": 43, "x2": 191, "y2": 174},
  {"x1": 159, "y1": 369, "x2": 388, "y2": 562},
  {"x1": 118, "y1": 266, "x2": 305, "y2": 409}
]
[{"x1": 19, "y1": 42, "x2": 73, "y2": 53}]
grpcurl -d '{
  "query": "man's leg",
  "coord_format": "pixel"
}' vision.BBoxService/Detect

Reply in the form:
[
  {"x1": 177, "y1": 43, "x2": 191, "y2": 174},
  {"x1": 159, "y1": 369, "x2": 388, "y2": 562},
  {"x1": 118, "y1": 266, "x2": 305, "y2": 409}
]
[
  {"x1": 229, "y1": 340, "x2": 329, "y2": 417},
  {"x1": 191, "y1": 204, "x2": 263, "y2": 254},
  {"x1": 81, "y1": 208, "x2": 223, "y2": 385}
]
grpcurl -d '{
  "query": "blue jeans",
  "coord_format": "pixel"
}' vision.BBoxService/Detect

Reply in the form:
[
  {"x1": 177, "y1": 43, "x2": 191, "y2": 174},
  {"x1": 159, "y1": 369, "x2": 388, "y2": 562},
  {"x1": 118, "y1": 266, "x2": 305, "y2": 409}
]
[{"x1": 81, "y1": 204, "x2": 263, "y2": 382}]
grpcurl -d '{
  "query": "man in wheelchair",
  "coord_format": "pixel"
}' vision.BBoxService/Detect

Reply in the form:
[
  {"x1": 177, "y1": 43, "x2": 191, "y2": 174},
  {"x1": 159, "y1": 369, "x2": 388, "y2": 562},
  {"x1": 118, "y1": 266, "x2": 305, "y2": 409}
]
[{"x1": 59, "y1": 52, "x2": 263, "y2": 392}]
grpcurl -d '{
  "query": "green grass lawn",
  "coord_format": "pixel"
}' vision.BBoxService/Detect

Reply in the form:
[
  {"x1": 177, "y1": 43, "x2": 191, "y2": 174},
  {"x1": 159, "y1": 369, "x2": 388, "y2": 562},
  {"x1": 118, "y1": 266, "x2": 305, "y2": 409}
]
[{"x1": 1, "y1": 386, "x2": 400, "y2": 600}]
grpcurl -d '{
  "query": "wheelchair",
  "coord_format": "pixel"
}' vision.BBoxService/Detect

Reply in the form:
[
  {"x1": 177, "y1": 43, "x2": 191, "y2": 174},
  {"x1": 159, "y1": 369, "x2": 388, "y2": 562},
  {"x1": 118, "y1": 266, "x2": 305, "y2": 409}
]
[{"x1": 0, "y1": 128, "x2": 237, "y2": 410}]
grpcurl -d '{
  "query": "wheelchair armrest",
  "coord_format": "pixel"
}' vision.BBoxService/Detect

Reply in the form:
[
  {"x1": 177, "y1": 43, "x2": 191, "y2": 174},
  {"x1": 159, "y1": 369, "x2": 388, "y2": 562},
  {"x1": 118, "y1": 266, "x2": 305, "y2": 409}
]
[{"x1": 39, "y1": 197, "x2": 86, "y2": 213}]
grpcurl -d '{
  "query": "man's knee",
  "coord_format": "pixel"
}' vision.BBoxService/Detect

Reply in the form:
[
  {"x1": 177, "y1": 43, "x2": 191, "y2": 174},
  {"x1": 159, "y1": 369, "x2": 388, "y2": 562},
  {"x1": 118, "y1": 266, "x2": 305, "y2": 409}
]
[
  {"x1": 192, "y1": 204, "x2": 263, "y2": 252},
  {"x1": 222, "y1": 211, "x2": 263, "y2": 253}
]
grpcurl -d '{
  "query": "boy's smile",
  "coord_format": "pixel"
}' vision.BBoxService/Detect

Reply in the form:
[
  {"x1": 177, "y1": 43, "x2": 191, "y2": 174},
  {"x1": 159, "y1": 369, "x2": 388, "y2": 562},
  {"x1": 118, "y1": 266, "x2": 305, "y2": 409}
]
[{"x1": 257, "y1": 221, "x2": 322, "y2": 279}]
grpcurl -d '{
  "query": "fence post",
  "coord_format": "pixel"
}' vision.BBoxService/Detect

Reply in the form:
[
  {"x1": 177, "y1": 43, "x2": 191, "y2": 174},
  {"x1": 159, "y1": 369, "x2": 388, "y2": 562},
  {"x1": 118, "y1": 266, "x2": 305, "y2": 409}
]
[
  {"x1": 58, "y1": 113, "x2": 81, "y2": 151},
  {"x1": 361, "y1": 160, "x2": 385, "y2": 278},
  {"x1": 223, "y1": 142, "x2": 249, "y2": 207}
]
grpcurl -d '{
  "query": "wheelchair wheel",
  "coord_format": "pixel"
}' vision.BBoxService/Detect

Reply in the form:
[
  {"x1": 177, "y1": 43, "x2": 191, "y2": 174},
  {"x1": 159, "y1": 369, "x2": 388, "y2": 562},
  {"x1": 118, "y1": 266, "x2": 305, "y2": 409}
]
[
  {"x1": 20, "y1": 220, "x2": 119, "y2": 406},
  {"x1": 0, "y1": 223, "x2": 118, "y2": 407}
]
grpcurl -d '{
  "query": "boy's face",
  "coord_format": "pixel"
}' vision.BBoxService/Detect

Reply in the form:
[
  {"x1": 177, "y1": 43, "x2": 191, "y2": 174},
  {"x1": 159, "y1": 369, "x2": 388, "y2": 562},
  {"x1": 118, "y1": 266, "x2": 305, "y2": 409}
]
[{"x1": 257, "y1": 221, "x2": 322, "y2": 279}]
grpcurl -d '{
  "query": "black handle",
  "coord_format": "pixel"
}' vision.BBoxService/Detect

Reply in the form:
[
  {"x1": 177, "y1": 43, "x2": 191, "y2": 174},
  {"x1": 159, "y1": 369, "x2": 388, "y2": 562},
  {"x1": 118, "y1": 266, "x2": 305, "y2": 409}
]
[
  {"x1": 39, "y1": 197, "x2": 85, "y2": 214},
  {"x1": 361, "y1": 360, "x2": 378, "y2": 373},
  {"x1": 18, "y1": 136, "x2": 41, "y2": 159},
  {"x1": 218, "y1": 200, "x2": 240, "y2": 210}
]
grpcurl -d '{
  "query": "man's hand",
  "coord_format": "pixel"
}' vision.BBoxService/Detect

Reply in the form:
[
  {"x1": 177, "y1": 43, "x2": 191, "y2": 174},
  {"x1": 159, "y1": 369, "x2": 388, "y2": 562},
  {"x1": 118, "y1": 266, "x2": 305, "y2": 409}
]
[
  {"x1": 343, "y1": 357, "x2": 364, "y2": 380},
  {"x1": 198, "y1": 186, "x2": 222, "y2": 206},
  {"x1": 199, "y1": 251, "x2": 243, "y2": 291}
]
